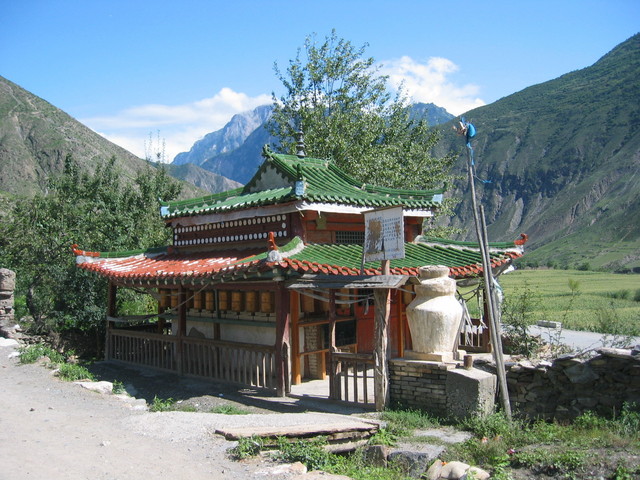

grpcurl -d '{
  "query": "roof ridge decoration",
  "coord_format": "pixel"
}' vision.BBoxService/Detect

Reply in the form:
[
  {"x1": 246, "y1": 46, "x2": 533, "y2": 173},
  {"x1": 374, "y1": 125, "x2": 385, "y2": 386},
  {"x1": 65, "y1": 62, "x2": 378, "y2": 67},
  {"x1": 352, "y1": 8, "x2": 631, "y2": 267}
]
[
  {"x1": 72, "y1": 244, "x2": 169, "y2": 260},
  {"x1": 415, "y1": 234, "x2": 528, "y2": 253}
]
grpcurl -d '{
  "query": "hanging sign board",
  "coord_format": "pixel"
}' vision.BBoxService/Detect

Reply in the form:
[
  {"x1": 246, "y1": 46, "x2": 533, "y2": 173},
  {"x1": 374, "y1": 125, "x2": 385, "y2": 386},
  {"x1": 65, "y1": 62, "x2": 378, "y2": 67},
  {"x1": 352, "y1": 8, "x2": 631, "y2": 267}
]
[{"x1": 363, "y1": 206, "x2": 405, "y2": 262}]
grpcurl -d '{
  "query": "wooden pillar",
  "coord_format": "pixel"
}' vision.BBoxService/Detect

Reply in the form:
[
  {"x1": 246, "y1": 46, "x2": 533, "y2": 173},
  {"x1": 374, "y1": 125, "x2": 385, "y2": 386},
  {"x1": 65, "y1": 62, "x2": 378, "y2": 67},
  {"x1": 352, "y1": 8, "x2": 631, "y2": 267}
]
[
  {"x1": 291, "y1": 291, "x2": 301, "y2": 385},
  {"x1": 275, "y1": 282, "x2": 291, "y2": 397},
  {"x1": 395, "y1": 289, "x2": 405, "y2": 358},
  {"x1": 328, "y1": 290, "x2": 337, "y2": 399},
  {"x1": 105, "y1": 282, "x2": 117, "y2": 361},
  {"x1": 176, "y1": 286, "x2": 187, "y2": 374},
  {"x1": 374, "y1": 260, "x2": 391, "y2": 411}
]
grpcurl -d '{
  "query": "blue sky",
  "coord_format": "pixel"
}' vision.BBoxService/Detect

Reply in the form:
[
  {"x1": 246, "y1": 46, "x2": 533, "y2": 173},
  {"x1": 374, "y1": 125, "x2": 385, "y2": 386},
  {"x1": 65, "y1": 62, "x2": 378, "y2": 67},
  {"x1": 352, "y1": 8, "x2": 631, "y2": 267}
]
[{"x1": 2, "y1": 0, "x2": 638, "y2": 162}]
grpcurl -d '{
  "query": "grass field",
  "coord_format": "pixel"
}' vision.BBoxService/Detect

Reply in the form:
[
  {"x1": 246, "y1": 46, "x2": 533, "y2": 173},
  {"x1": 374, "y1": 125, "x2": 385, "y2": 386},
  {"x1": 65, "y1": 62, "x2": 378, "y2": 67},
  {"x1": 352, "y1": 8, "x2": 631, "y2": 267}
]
[{"x1": 494, "y1": 269, "x2": 640, "y2": 335}]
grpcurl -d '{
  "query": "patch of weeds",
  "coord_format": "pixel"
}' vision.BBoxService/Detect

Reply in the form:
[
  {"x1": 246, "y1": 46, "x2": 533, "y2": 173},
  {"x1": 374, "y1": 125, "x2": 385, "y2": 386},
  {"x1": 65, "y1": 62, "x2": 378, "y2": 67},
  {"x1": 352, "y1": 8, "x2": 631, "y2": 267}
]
[
  {"x1": 368, "y1": 428, "x2": 397, "y2": 447},
  {"x1": 380, "y1": 408, "x2": 440, "y2": 436},
  {"x1": 615, "y1": 402, "x2": 640, "y2": 438},
  {"x1": 149, "y1": 395, "x2": 175, "y2": 412},
  {"x1": 229, "y1": 435, "x2": 264, "y2": 460},
  {"x1": 459, "y1": 411, "x2": 517, "y2": 441},
  {"x1": 512, "y1": 448, "x2": 586, "y2": 476},
  {"x1": 613, "y1": 464, "x2": 640, "y2": 480},
  {"x1": 174, "y1": 404, "x2": 197, "y2": 412},
  {"x1": 328, "y1": 448, "x2": 406, "y2": 480},
  {"x1": 209, "y1": 404, "x2": 250, "y2": 415},
  {"x1": 56, "y1": 363, "x2": 95, "y2": 381},
  {"x1": 112, "y1": 380, "x2": 126, "y2": 395},
  {"x1": 275, "y1": 436, "x2": 331, "y2": 471},
  {"x1": 604, "y1": 289, "x2": 631, "y2": 300},
  {"x1": 445, "y1": 437, "x2": 512, "y2": 477},
  {"x1": 18, "y1": 344, "x2": 64, "y2": 364}
]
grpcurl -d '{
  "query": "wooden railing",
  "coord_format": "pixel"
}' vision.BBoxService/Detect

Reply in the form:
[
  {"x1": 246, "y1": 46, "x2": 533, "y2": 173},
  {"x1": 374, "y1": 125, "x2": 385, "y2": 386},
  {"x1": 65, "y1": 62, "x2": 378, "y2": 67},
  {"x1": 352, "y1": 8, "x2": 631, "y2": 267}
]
[
  {"x1": 182, "y1": 337, "x2": 276, "y2": 389},
  {"x1": 330, "y1": 352, "x2": 375, "y2": 407},
  {"x1": 109, "y1": 330, "x2": 177, "y2": 370},
  {"x1": 107, "y1": 329, "x2": 276, "y2": 390}
]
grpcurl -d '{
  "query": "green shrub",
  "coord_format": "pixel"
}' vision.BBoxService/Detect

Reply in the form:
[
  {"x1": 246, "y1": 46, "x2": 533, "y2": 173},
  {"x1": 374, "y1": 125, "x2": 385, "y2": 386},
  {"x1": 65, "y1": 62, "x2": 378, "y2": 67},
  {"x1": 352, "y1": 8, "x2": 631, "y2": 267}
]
[
  {"x1": 56, "y1": 363, "x2": 94, "y2": 381},
  {"x1": 605, "y1": 289, "x2": 631, "y2": 300},
  {"x1": 18, "y1": 344, "x2": 64, "y2": 364},
  {"x1": 112, "y1": 380, "x2": 126, "y2": 394},
  {"x1": 229, "y1": 436, "x2": 264, "y2": 460},
  {"x1": 368, "y1": 428, "x2": 398, "y2": 446},
  {"x1": 275, "y1": 437, "x2": 331, "y2": 471},
  {"x1": 149, "y1": 396, "x2": 175, "y2": 412},
  {"x1": 615, "y1": 402, "x2": 640, "y2": 438}
]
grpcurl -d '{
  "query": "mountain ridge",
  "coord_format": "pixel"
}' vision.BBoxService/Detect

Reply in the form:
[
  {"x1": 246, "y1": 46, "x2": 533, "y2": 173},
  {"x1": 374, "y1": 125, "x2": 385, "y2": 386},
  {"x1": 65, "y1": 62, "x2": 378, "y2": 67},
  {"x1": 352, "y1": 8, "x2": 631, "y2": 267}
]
[
  {"x1": 0, "y1": 75, "x2": 235, "y2": 198},
  {"x1": 436, "y1": 33, "x2": 640, "y2": 270},
  {"x1": 172, "y1": 102, "x2": 454, "y2": 184}
]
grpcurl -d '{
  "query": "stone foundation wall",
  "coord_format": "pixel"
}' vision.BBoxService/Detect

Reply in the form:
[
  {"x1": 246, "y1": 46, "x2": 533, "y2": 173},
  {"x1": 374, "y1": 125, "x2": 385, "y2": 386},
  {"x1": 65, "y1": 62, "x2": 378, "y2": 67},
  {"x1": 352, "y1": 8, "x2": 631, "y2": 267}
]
[
  {"x1": 389, "y1": 359, "x2": 453, "y2": 416},
  {"x1": 390, "y1": 348, "x2": 640, "y2": 421},
  {"x1": 505, "y1": 348, "x2": 640, "y2": 420}
]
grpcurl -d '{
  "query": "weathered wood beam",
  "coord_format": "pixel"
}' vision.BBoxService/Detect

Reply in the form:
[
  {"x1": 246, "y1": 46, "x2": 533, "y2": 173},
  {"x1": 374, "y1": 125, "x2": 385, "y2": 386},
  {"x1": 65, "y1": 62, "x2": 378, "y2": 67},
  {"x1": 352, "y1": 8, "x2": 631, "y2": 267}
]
[{"x1": 275, "y1": 282, "x2": 291, "y2": 396}]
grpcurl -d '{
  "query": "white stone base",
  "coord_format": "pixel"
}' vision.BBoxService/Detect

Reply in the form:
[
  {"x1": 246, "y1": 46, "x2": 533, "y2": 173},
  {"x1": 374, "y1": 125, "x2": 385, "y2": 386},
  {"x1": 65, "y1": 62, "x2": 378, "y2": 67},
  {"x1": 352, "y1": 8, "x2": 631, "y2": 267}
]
[{"x1": 403, "y1": 349, "x2": 466, "y2": 363}]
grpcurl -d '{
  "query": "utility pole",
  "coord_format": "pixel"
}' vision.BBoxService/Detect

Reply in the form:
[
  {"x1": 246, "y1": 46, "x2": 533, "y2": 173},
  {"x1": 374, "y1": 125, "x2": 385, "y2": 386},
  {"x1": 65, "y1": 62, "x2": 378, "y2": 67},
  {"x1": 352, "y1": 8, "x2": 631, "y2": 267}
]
[{"x1": 462, "y1": 122, "x2": 512, "y2": 420}]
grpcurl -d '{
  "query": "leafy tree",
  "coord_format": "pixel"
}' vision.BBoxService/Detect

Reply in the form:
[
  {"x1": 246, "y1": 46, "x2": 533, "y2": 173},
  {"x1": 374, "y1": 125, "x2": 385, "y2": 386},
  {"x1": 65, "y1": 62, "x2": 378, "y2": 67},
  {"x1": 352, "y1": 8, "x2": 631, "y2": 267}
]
[
  {"x1": 0, "y1": 155, "x2": 181, "y2": 348},
  {"x1": 268, "y1": 29, "x2": 456, "y2": 193}
]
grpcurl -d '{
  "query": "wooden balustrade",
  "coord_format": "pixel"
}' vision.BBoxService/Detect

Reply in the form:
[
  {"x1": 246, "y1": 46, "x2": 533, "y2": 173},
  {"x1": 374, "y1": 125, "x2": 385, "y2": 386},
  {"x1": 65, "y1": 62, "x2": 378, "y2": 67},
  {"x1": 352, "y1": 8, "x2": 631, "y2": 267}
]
[
  {"x1": 107, "y1": 329, "x2": 276, "y2": 390},
  {"x1": 109, "y1": 330, "x2": 176, "y2": 370}
]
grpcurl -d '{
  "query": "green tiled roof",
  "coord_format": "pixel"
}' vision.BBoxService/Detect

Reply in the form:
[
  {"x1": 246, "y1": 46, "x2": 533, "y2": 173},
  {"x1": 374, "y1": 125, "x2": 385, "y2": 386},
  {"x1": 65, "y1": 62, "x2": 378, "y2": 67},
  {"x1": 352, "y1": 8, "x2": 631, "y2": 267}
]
[
  {"x1": 161, "y1": 147, "x2": 443, "y2": 219},
  {"x1": 236, "y1": 236, "x2": 523, "y2": 279},
  {"x1": 74, "y1": 236, "x2": 523, "y2": 283}
]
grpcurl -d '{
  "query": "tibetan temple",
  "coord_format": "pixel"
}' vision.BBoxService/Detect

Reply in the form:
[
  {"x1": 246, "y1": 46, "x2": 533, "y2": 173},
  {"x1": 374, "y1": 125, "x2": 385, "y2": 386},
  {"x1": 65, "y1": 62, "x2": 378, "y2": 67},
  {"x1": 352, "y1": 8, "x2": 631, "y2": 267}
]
[{"x1": 74, "y1": 145, "x2": 526, "y2": 405}]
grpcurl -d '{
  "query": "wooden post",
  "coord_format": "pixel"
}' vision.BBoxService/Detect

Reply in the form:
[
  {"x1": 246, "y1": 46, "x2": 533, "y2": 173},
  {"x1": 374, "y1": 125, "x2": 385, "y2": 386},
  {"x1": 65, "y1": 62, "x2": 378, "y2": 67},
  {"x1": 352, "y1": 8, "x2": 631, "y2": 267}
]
[
  {"x1": 176, "y1": 286, "x2": 187, "y2": 374},
  {"x1": 374, "y1": 260, "x2": 391, "y2": 411},
  {"x1": 105, "y1": 282, "x2": 117, "y2": 361},
  {"x1": 291, "y1": 291, "x2": 301, "y2": 385},
  {"x1": 395, "y1": 290, "x2": 405, "y2": 358},
  {"x1": 328, "y1": 290, "x2": 337, "y2": 399},
  {"x1": 275, "y1": 282, "x2": 291, "y2": 397}
]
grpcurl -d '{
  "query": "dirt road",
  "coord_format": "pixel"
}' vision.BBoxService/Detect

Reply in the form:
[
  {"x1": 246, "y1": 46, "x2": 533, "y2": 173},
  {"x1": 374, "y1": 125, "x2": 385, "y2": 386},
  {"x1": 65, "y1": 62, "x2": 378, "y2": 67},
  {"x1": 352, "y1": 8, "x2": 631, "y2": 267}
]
[{"x1": 0, "y1": 342, "x2": 300, "y2": 480}]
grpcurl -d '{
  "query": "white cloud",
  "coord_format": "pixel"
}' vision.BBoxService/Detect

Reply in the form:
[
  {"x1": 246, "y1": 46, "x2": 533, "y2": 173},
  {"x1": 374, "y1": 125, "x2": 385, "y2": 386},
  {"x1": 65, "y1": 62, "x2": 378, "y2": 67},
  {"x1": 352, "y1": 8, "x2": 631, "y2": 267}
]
[
  {"x1": 379, "y1": 56, "x2": 485, "y2": 116},
  {"x1": 82, "y1": 88, "x2": 272, "y2": 162}
]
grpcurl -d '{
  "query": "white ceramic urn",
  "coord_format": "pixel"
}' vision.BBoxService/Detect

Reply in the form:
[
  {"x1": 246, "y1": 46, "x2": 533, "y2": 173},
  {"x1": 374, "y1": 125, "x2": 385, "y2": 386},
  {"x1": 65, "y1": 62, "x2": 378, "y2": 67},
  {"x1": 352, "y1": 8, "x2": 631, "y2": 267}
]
[{"x1": 406, "y1": 265, "x2": 463, "y2": 362}]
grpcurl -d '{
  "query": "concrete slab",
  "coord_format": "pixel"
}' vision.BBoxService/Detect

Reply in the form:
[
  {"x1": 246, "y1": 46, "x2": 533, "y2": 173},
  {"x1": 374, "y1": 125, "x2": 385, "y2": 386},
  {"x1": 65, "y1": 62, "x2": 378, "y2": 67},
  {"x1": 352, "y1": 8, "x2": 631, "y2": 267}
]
[{"x1": 214, "y1": 412, "x2": 380, "y2": 441}]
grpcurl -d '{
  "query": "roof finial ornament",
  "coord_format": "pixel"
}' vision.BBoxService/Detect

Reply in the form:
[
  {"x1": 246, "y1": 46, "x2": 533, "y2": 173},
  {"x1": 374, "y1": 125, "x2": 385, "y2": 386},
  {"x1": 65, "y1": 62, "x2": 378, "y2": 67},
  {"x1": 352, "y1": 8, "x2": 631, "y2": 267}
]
[{"x1": 295, "y1": 127, "x2": 305, "y2": 158}]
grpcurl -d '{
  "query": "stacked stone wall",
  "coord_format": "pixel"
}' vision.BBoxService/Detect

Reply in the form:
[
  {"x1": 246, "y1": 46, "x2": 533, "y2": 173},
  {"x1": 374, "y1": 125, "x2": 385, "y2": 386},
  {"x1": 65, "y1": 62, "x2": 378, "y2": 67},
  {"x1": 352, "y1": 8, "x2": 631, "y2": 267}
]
[
  {"x1": 505, "y1": 348, "x2": 640, "y2": 420},
  {"x1": 389, "y1": 359, "x2": 453, "y2": 416},
  {"x1": 0, "y1": 269, "x2": 16, "y2": 338}
]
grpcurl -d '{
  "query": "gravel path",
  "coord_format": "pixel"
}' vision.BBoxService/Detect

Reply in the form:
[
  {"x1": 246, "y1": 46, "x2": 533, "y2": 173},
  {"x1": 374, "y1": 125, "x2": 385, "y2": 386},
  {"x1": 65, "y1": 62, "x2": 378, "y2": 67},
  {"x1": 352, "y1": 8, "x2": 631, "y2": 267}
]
[{"x1": 0, "y1": 341, "x2": 354, "y2": 479}]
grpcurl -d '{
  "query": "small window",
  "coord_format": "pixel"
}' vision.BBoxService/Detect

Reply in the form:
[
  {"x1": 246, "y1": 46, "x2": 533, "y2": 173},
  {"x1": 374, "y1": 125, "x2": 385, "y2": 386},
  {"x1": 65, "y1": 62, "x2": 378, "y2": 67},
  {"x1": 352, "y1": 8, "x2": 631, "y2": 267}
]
[{"x1": 336, "y1": 231, "x2": 364, "y2": 245}]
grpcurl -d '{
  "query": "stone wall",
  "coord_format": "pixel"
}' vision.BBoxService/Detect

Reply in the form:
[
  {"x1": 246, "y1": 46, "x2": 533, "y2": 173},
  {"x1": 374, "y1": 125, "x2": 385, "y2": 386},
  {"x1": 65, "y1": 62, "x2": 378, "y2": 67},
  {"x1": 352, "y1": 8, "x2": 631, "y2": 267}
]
[
  {"x1": 390, "y1": 348, "x2": 640, "y2": 422},
  {"x1": 0, "y1": 269, "x2": 16, "y2": 338},
  {"x1": 504, "y1": 347, "x2": 640, "y2": 420},
  {"x1": 389, "y1": 359, "x2": 454, "y2": 416}
]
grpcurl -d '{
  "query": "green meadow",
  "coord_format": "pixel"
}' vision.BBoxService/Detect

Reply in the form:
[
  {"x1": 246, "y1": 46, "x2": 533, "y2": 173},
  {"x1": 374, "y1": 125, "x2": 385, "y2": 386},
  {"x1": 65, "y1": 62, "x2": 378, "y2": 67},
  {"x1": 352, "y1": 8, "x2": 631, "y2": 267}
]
[{"x1": 496, "y1": 269, "x2": 640, "y2": 335}]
